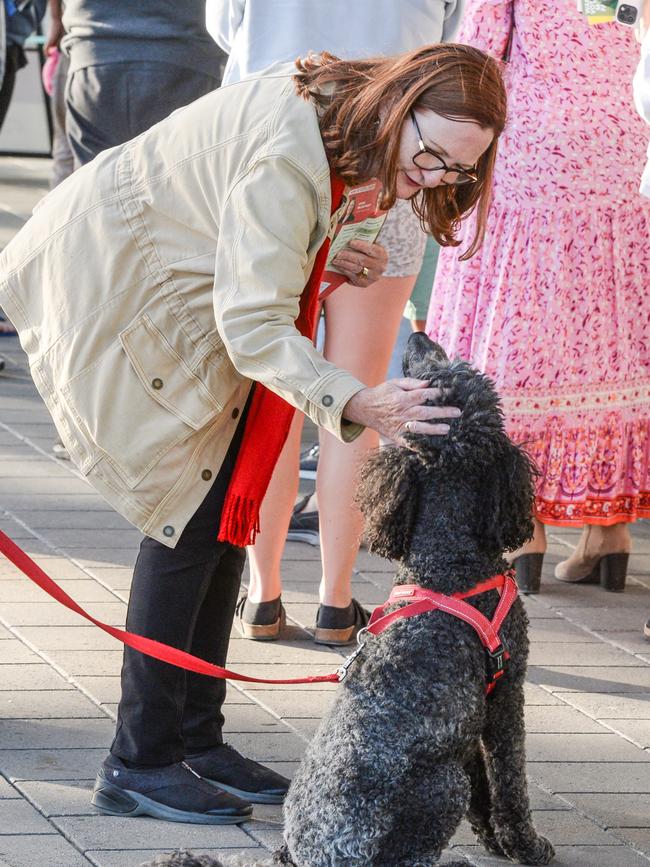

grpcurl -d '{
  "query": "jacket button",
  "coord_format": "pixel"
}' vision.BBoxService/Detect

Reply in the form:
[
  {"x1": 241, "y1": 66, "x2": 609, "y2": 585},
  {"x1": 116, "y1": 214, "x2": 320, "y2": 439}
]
[
  {"x1": 231, "y1": 407, "x2": 240, "y2": 419},
  {"x1": 163, "y1": 525, "x2": 175, "y2": 537},
  {"x1": 322, "y1": 394, "x2": 334, "y2": 407},
  {"x1": 152, "y1": 378, "x2": 163, "y2": 390},
  {"x1": 201, "y1": 469, "x2": 212, "y2": 481}
]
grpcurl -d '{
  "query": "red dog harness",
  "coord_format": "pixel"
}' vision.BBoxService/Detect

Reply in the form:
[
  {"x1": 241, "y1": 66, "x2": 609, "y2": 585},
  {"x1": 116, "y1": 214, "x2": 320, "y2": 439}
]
[{"x1": 339, "y1": 571, "x2": 518, "y2": 695}]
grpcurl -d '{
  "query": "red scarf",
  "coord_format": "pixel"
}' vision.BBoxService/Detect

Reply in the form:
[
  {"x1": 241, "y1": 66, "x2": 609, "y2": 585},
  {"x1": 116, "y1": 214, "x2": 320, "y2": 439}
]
[{"x1": 218, "y1": 174, "x2": 346, "y2": 547}]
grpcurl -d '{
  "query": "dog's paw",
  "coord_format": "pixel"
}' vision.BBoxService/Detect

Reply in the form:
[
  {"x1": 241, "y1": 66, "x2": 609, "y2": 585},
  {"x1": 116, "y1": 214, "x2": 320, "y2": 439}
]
[
  {"x1": 505, "y1": 834, "x2": 555, "y2": 865},
  {"x1": 477, "y1": 833, "x2": 506, "y2": 857},
  {"x1": 527, "y1": 836, "x2": 555, "y2": 865}
]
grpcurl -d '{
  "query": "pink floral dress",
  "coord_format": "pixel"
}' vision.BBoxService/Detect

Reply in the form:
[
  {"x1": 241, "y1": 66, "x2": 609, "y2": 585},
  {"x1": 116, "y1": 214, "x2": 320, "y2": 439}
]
[{"x1": 427, "y1": 0, "x2": 650, "y2": 527}]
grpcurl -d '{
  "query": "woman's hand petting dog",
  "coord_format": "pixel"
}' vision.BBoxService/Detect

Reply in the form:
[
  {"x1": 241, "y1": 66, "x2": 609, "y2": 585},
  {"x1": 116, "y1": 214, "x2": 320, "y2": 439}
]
[
  {"x1": 330, "y1": 239, "x2": 388, "y2": 287},
  {"x1": 343, "y1": 378, "x2": 461, "y2": 446}
]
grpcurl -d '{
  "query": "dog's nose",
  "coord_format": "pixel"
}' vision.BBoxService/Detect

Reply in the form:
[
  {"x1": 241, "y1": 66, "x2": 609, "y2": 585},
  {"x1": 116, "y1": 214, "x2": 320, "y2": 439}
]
[{"x1": 406, "y1": 332, "x2": 449, "y2": 363}]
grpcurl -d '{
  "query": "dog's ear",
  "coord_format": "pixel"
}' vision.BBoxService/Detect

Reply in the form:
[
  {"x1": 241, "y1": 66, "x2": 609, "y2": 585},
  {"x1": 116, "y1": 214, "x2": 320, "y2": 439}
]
[
  {"x1": 356, "y1": 446, "x2": 420, "y2": 562},
  {"x1": 475, "y1": 436, "x2": 538, "y2": 555}
]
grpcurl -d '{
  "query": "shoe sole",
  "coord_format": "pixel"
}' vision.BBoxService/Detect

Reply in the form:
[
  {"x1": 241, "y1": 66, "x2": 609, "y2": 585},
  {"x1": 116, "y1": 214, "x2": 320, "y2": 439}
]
[
  {"x1": 91, "y1": 778, "x2": 252, "y2": 824},
  {"x1": 205, "y1": 778, "x2": 287, "y2": 805},
  {"x1": 314, "y1": 624, "x2": 356, "y2": 646},
  {"x1": 286, "y1": 530, "x2": 320, "y2": 546},
  {"x1": 237, "y1": 608, "x2": 286, "y2": 642}
]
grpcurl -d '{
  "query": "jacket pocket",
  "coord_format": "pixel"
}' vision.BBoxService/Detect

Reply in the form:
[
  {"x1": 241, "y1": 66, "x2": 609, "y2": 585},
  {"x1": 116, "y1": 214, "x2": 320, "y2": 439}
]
[{"x1": 62, "y1": 313, "x2": 221, "y2": 488}]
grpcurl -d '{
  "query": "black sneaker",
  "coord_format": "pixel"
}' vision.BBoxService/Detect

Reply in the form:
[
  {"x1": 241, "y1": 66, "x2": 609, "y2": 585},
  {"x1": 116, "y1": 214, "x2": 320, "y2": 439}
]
[
  {"x1": 286, "y1": 494, "x2": 319, "y2": 546},
  {"x1": 299, "y1": 443, "x2": 319, "y2": 480},
  {"x1": 314, "y1": 598, "x2": 370, "y2": 646},
  {"x1": 186, "y1": 743, "x2": 290, "y2": 805},
  {"x1": 644, "y1": 618, "x2": 650, "y2": 641},
  {"x1": 91, "y1": 754, "x2": 252, "y2": 824}
]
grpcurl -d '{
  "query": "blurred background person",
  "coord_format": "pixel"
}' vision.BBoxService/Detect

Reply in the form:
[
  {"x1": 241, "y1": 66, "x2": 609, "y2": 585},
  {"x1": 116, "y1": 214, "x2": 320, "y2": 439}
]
[
  {"x1": 62, "y1": 0, "x2": 226, "y2": 167},
  {"x1": 207, "y1": 0, "x2": 466, "y2": 644},
  {"x1": 43, "y1": 0, "x2": 73, "y2": 188},
  {"x1": 634, "y1": 2, "x2": 650, "y2": 637},
  {"x1": 0, "y1": 0, "x2": 46, "y2": 131},
  {"x1": 46, "y1": 0, "x2": 227, "y2": 456},
  {"x1": 0, "y1": 0, "x2": 45, "y2": 340},
  {"x1": 426, "y1": 0, "x2": 650, "y2": 595}
]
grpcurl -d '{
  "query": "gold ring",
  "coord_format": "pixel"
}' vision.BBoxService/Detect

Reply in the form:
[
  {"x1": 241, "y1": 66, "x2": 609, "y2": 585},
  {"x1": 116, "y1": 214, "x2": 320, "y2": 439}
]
[{"x1": 357, "y1": 266, "x2": 370, "y2": 279}]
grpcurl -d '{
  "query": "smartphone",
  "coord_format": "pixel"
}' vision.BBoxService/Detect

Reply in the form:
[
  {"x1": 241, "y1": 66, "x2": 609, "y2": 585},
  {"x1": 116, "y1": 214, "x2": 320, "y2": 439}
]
[{"x1": 616, "y1": 0, "x2": 644, "y2": 25}]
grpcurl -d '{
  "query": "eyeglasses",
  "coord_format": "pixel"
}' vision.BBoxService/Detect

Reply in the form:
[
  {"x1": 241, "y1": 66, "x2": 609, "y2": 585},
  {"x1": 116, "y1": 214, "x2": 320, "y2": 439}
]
[{"x1": 410, "y1": 111, "x2": 479, "y2": 186}]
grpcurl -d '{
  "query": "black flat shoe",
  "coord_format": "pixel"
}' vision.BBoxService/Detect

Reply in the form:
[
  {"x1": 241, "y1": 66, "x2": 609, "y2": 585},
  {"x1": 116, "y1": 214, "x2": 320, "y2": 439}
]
[
  {"x1": 314, "y1": 598, "x2": 370, "y2": 646},
  {"x1": 185, "y1": 743, "x2": 290, "y2": 805},
  {"x1": 286, "y1": 493, "x2": 320, "y2": 546},
  {"x1": 512, "y1": 552, "x2": 544, "y2": 594},
  {"x1": 91, "y1": 755, "x2": 252, "y2": 824},
  {"x1": 235, "y1": 594, "x2": 285, "y2": 640}
]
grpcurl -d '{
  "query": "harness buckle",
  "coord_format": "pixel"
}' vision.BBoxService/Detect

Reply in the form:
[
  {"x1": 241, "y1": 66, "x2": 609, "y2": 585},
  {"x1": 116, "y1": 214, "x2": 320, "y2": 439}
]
[
  {"x1": 485, "y1": 643, "x2": 509, "y2": 687},
  {"x1": 337, "y1": 627, "x2": 370, "y2": 682}
]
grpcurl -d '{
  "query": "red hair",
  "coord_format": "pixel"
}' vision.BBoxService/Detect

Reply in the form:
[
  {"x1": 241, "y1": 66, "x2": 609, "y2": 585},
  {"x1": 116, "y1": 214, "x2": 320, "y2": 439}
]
[{"x1": 294, "y1": 45, "x2": 507, "y2": 259}]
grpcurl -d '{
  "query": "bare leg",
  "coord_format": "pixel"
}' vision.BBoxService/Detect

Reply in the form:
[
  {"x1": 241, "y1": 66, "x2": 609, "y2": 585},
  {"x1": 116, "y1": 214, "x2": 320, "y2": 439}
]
[
  {"x1": 247, "y1": 274, "x2": 415, "y2": 609},
  {"x1": 246, "y1": 412, "x2": 304, "y2": 603},
  {"x1": 506, "y1": 516, "x2": 547, "y2": 561},
  {"x1": 318, "y1": 275, "x2": 416, "y2": 606}
]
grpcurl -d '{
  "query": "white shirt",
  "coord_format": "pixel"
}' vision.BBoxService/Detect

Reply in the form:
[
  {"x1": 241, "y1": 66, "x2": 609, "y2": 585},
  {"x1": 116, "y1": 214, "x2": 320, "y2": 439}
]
[
  {"x1": 633, "y1": 28, "x2": 650, "y2": 197},
  {"x1": 207, "y1": 0, "x2": 464, "y2": 85}
]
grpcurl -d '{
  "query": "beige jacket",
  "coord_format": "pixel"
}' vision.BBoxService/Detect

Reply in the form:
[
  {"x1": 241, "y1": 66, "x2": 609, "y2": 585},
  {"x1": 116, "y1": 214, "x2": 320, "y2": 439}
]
[{"x1": 0, "y1": 68, "x2": 365, "y2": 547}]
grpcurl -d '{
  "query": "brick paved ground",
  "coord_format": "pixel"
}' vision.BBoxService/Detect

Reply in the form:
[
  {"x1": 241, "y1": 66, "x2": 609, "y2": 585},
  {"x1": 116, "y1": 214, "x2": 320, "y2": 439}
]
[{"x1": 0, "y1": 157, "x2": 649, "y2": 867}]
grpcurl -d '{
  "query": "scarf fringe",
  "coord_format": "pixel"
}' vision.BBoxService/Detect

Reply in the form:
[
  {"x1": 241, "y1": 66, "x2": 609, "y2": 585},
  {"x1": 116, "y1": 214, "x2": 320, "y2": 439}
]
[{"x1": 218, "y1": 493, "x2": 261, "y2": 547}]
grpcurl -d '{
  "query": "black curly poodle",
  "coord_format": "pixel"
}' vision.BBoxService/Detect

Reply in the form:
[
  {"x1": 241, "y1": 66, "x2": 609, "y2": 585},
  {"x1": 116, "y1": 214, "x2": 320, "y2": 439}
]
[{"x1": 145, "y1": 333, "x2": 555, "y2": 866}]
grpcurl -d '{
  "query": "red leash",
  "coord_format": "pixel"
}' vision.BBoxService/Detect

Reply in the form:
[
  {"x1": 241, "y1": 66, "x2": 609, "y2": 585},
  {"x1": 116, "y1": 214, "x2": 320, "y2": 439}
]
[
  {"x1": 0, "y1": 530, "x2": 516, "y2": 692},
  {"x1": 0, "y1": 530, "x2": 338, "y2": 685}
]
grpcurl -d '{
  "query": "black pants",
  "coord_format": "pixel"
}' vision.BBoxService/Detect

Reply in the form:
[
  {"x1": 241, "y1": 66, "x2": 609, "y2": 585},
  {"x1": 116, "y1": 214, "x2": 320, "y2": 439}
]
[
  {"x1": 0, "y1": 44, "x2": 27, "y2": 132},
  {"x1": 111, "y1": 416, "x2": 247, "y2": 766}
]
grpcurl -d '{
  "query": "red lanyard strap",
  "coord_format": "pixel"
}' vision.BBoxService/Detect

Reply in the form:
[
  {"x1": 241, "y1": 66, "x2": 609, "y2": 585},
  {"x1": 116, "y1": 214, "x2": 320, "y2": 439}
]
[{"x1": 0, "y1": 530, "x2": 339, "y2": 685}]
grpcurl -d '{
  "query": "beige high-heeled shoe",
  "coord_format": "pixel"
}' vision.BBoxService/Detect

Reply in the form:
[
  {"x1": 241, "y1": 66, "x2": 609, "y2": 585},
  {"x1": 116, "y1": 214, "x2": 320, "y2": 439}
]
[{"x1": 554, "y1": 524, "x2": 631, "y2": 592}]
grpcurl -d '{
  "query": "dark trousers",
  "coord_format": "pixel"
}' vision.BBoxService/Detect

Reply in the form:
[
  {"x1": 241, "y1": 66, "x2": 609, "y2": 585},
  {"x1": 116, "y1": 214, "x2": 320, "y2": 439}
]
[
  {"x1": 111, "y1": 417, "x2": 247, "y2": 766},
  {"x1": 0, "y1": 44, "x2": 26, "y2": 132},
  {"x1": 65, "y1": 60, "x2": 221, "y2": 167}
]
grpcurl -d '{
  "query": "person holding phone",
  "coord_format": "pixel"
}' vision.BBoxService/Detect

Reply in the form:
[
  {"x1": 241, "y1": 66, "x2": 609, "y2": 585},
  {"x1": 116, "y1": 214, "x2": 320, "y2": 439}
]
[{"x1": 427, "y1": 0, "x2": 650, "y2": 595}]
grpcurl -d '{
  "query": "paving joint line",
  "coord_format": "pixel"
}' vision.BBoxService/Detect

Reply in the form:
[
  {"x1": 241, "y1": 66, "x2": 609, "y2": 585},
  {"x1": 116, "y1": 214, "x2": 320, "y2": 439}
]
[
  {"x1": 0, "y1": 775, "x2": 95, "y2": 865},
  {"x1": 524, "y1": 591, "x2": 649, "y2": 662},
  {"x1": 527, "y1": 776, "x2": 650, "y2": 862},
  {"x1": 0, "y1": 614, "x2": 117, "y2": 721}
]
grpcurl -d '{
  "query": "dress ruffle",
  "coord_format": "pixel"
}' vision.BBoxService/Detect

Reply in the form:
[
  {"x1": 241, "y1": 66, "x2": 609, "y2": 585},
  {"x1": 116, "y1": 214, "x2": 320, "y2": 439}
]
[{"x1": 428, "y1": 202, "x2": 650, "y2": 528}]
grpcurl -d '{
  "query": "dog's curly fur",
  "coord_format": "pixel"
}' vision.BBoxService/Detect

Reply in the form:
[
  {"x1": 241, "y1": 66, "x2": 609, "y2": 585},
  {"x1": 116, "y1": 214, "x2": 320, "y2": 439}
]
[{"x1": 148, "y1": 334, "x2": 555, "y2": 867}]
